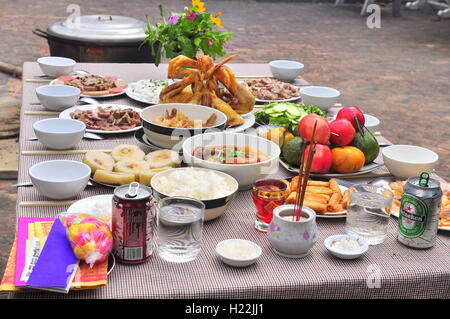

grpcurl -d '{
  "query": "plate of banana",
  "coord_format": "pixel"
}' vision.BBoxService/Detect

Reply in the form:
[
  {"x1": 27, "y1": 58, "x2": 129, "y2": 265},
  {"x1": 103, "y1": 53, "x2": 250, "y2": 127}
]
[{"x1": 82, "y1": 144, "x2": 182, "y2": 187}]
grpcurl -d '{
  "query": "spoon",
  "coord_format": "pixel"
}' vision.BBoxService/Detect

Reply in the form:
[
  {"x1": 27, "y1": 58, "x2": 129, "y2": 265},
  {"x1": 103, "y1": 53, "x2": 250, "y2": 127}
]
[
  {"x1": 79, "y1": 97, "x2": 100, "y2": 105},
  {"x1": 27, "y1": 132, "x2": 104, "y2": 141}
]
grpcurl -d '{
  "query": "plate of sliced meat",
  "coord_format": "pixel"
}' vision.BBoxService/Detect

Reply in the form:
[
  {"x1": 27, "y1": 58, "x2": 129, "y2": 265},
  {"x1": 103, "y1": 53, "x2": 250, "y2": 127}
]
[
  {"x1": 242, "y1": 78, "x2": 301, "y2": 103},
  {"x1": 59, "y1": 104, "x2": 142, "y2": 134},
  {"x1": 50, "y1": 72, "x2": 128, "y2": 98}
]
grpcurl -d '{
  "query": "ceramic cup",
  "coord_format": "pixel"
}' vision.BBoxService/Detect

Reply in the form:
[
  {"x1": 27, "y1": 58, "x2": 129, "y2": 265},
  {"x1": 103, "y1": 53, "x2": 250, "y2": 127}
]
[{"x1": 268, "y1": 204, "x2": 318, "y2": 258}]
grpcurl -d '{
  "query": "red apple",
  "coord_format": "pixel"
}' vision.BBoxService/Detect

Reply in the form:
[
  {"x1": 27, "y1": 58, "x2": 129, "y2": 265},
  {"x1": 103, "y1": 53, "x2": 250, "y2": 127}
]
[
  {"x1": 329, "y1": 118, "x2": 356, "y2": 146},
  {"x1": 336, "y1": 106, "x2": 365, "y2": 131},
  {"x1": 303, "y1": 144, "x2": 333, "y2": 173},
  {"x1": 298, "y1": 114, "x2": 330, "y2": 144}
]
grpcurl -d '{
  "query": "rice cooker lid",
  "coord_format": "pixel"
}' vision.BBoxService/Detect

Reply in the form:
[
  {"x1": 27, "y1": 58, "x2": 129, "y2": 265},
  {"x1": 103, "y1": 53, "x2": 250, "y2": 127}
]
[{"x1": 47, "y1": 15, "x2": 147, "y2": 44}]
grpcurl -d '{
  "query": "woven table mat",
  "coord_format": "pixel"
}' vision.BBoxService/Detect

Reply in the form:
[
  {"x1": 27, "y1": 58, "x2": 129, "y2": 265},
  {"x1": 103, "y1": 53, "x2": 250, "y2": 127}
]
[{"x1": 10, "y1": 62, "x2": 450, "y2": 299}]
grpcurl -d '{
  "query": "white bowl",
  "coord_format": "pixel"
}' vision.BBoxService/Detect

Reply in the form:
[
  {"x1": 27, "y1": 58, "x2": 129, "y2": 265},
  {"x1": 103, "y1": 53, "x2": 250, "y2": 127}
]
[
  {"x1": 382, "y1": 145, "x2": 439, "y2": 179},
  {"x1": 37, "y1": 56, "x2": 76, "y2": 77},
  {"x1": 33, "y1": 118, "x2": 85, "y2": 150},
  {"x1": 182, "y1": 132, "x2": 281, "y2": 190},
  {"x1": 324, "y1": 234, "x2": 369, "y2": 260},
  {"x1": 140, "y1": 103, "x2": 228, "y2": 151},
  {"x1": 36, "y1": 85, "x2": 80, "y2": 111},
  {"x1": 269, "y1": 60, "x2": 304, "y2": 82},
  {"x1": 300, "y1": 86, "x2": 341, "y2": 111},
  {"x1": 151, "y1": 167, "x2": 239, "y2": 221},
  {"x1": 364, "y1": 114, "x2": 380, "y2": 133},
  {"x1": 29, "y1": 160, "x2": 91, "y2": 199},
  {"x1": 216, "y1": 239, "x2": 262, "y2": 267}
]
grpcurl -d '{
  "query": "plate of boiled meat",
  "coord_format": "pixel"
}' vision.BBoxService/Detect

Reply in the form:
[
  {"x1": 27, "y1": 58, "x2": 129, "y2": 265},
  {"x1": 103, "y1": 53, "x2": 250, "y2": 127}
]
[
  {"x1": 50, "y1": 72, "x2": 128, "y2": 98},
  {"x1": 242, "y1": 78, "x2": 301, "y2": 103},
  {"x1": 59, "y1": 104, "x2": 142, "y2": 134}
]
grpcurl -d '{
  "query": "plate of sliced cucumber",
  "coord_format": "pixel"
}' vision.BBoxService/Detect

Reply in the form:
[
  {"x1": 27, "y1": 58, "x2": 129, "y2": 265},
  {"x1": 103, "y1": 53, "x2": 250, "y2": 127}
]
[{"x1": 254, "y1": 102, "x2": 326, "y2": 130}]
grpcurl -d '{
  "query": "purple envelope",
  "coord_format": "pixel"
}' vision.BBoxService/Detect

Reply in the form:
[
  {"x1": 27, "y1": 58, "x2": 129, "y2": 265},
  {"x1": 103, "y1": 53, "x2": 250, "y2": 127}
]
[{"x1": 26, "y1": 219, "x2": 78, "y2": 292}]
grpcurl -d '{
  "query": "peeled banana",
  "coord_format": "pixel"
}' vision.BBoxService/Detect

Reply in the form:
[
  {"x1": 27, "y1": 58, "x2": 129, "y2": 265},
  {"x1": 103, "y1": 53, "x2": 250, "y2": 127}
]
[
  {"x1": 93, "y1": 170, "x2": 135, "y2": 185},
  {"x1": 82, "y1": 151, "x2": 115, "y2": 173},
  {"x1": 111, "y1": 144, "x2": 145, "y2": 162},
  {"x1": 145, "y1": 150, "x2": 181, "y2": 169}
]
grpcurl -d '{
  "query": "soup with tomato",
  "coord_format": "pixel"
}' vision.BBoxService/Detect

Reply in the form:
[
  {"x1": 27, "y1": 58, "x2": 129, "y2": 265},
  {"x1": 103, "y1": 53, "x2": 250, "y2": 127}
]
[{"x1": 192, "y1": 146, "x2": 270, "y2": 165}]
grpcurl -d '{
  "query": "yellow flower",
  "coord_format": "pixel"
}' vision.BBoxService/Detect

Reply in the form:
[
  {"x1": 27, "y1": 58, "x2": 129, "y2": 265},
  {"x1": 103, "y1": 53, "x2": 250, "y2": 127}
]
[
  {"x1": 210, "y1": 13, "x2": 223, "y2": 28},
  {"x1": 192, "y1": 0, "x2": 206, "y2": 13}
]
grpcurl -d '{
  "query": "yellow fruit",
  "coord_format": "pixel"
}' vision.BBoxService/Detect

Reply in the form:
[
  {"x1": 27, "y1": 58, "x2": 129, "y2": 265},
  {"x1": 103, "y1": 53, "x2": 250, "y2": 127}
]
[
  {"x1": 145, "y1": 149, "x2": 181, "y2": 169},
  {"x1": 111, "y1": 144, "x2": 145, "y2": 162},
  {"x1": 114, "y1": 160, "x2": 149, "y2": 180},
  {"x1": 138, "y1": 167, "x2": 172, "y2": 186},
  {"x1": 82, "y1": 151, "x2": 114, "y2": 174},
  {"x1": 93, "y1": 169, "x2": 135, "y2": 185},
  {"x1": 266, "y1": 127, "x2": 294, "y2": 146}
]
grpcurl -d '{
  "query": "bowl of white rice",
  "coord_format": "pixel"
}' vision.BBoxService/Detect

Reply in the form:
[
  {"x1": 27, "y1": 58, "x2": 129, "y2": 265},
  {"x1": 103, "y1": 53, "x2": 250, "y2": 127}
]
[{"x1": 150, "y1": 167, "x2": 239, "y2": 221}]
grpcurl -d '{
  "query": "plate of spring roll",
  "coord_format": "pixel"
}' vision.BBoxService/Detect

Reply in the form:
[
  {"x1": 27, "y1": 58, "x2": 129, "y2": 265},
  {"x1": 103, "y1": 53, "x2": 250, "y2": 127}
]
[{"x1": 281, "y1": 176, "x2": 350, "y2": 218}]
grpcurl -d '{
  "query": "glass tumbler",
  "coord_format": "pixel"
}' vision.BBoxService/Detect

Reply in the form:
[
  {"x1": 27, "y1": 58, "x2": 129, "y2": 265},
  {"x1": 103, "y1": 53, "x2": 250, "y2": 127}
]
[
  {"x1": 252, "y1": 179, "x2": 289, "y2": 232},
  {"x1": 345, "y1": 184, "x2": 394, "y2": 245},
  {"x1": 157, "y1": 196, "x2": 205, "y2": 263}
]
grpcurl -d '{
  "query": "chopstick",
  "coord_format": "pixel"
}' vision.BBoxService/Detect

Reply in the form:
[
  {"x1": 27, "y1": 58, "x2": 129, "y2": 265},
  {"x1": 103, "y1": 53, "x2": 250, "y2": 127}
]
[
  {"x1": 24, "y1": 111, "x2": 60, "y2": 116},
  {"x1": 19, "y1": 200, "x2": 78, "y2": 207},
  {"x1": 25, "y1": 79, "x2": 52, "y2": 83},
  {"x1": 22, "y1": 149, "x2": 112, "y2": 156},
  {"x1": 342, "y1": 172, "x2": 392, "y2": 179}
]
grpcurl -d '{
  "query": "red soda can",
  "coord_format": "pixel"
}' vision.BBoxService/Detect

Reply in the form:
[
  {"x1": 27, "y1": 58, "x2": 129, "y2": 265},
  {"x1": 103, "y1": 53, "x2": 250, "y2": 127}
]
[{"x1": 112, "y1": 182, "x2": 156, "y2": 263}]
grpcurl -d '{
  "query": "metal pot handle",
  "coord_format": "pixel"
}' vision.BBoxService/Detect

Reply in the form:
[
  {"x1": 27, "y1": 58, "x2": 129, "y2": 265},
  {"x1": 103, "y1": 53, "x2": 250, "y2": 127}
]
[{"x1": 32, "y1": 28, "x2": 49, "y2": 39}]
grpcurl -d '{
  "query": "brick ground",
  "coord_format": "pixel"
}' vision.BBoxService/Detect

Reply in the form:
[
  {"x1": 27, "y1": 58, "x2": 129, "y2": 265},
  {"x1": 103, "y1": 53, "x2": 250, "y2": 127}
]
[{"x1": 0, "y1": 0, "x2": 449, "y2": 291}]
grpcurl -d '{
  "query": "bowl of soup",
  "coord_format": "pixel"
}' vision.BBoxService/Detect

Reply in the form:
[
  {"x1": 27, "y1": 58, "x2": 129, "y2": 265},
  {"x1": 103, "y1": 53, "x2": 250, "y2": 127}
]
[{"x1": 182, "y1": 132, "x2": 281, "y2": 190}]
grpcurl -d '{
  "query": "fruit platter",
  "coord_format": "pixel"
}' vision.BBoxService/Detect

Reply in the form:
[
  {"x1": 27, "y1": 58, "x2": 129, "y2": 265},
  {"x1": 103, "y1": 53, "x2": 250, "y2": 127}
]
[{"x1": 258, "y1": 104, "x2": 382, "y2": 177}]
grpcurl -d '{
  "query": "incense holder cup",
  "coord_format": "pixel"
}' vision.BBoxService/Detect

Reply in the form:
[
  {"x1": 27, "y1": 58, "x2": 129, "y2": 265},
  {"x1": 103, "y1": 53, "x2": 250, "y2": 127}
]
[{"x1": 268, "y1": 205, "x2": 318, "y2": 258}]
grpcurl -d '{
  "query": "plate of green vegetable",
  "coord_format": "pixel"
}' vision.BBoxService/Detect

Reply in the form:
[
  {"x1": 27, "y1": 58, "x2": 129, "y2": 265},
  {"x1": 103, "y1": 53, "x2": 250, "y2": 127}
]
[{"x1": 254, "y1": 102, "x2": 326, "y2": 132}]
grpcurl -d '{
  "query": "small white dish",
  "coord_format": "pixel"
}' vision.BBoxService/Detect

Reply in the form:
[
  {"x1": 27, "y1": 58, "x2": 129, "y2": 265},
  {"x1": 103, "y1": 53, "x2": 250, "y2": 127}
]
[
  {"x1": 364, "y1": 114, "x2": 380, "y2": 133},
  {"x1": 36, "y1": 85, "x2": 80, "y2": 111},
  {"x1": 29, "y1": 160, "x2": 91, "y2": 199},
  {"x1": 269, "y1": 60, "x2": 304, "y2": 82},
  {"x1": 33, "y1": 118, "x2": 85, "y2": 150},
  {"x1": 216, "y1": 239, "x2": 262, "y2": 267},
  {"x1": 324, "y1": 234, "x2": 369, "y2": 260},
  {"x1": 382, "y1": 145, "x2": 439, "y2": 179},
  {"x1": 300, "y1": 86, "x2": 340, "y2": 111},
  {"x1": 37, "y1": 56, "x2": 76, "y2": 77}
]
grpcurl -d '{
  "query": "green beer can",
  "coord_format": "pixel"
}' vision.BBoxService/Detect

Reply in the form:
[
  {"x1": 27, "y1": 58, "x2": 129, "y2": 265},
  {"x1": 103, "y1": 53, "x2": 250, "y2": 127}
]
[{"x1": 398, "y1": 172, "x2": 442, "y2": 248}]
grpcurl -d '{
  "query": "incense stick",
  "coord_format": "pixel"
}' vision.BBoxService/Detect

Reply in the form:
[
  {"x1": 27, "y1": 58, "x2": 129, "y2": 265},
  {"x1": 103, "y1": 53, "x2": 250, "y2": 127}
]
[{"x1": 293, "y1": 120, "x2": 318, "y2": 221}]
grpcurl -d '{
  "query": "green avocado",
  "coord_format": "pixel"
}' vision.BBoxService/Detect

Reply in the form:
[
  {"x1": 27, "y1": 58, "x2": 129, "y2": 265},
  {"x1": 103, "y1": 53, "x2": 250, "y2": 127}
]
[
  {"x1": 282, "y1": 137, "x2": 304, "y2": 167},
  {"x1": 351, "y1": 126, "x2": 380, "y2": 164}
]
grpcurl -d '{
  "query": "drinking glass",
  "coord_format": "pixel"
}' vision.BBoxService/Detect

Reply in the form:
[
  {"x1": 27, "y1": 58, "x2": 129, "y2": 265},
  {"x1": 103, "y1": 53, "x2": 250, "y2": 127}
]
[
  {"x1": 345, "y1": 184, "x2": 393, "y2": 245},
  {"x1": 157, "y1": 196, "x2": 205, "y2": 263},
  {"x1": 252, "y1": 179, "x2": 289, "y2": 232}
]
